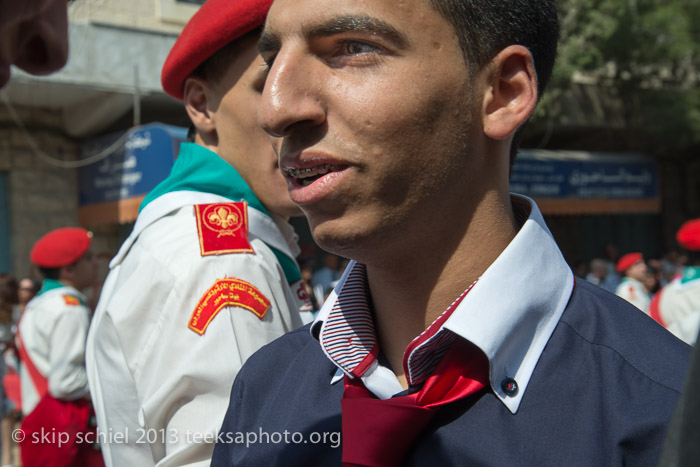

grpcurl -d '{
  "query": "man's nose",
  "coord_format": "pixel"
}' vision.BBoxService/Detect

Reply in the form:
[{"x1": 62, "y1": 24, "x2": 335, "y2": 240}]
[
  {"x1": 258, "y1": 49, "x2": 326, "y2": 138},
  {"x1": 12, "y1": 0, "x2": 69, "y2": 76}
]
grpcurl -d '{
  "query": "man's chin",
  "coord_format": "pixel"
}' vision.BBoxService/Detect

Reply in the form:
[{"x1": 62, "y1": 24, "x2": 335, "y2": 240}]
[
  {"x1": 270, "y1": 201, "x2": 305, "y2": 221},
  {"x1": 287, "y1": 204, "x2": 306, "y2": 218},
  {"x1": 309, "y1": 220, "x2": 365, "y2": 261}
]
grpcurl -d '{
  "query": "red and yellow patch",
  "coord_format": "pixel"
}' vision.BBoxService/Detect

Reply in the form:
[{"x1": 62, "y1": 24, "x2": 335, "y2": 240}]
[
  {"x1": 62, "y1": 295, "x2": 80, "y2": 306},
  {"x1": 188, "y1": 278, "x2": 271, "y2": 335},
  {"x1": 194, "y1": 202, "x2": 254, "y2": 256}
]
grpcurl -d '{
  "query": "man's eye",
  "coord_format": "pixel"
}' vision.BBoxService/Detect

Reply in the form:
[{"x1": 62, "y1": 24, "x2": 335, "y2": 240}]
[
  {"x1": 343, "y1": 41, "x2": 381, "y2": 55},
  {"x1": 261, "y1": 54, "x2": 276, "y2": 72}
]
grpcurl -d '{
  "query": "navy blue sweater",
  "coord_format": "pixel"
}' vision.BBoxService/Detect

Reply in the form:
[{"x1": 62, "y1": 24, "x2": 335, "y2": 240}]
[{"x1": 212, "y1": 280, "x2": 690, "y2": 466}]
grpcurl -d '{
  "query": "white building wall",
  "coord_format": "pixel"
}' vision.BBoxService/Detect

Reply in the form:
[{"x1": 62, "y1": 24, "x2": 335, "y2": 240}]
[{"x1": 70, "y1": 0, "x2": 202, "y2": 34}]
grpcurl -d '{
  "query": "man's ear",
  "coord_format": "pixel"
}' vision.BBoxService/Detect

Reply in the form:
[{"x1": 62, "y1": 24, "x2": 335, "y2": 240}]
[
  {"x1": 481, "y1": 45, "x2": 538, "y2": 141},
  {"x1": 183, "y1": 76, "x2": 217, "y2": 137},
  {"x1": 59, "y1": 264, "x2": 74, "y2": 282}
]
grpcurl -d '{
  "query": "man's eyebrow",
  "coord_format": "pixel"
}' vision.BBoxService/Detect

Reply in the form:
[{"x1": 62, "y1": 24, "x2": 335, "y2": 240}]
[
  {"x1": 258, "y1": 15, "x2": 409, "y2": 56},
  {"x1": 258, "y1": 29, "x2": 281, "y2": 56},
  {"x1": 306, "y1": 15, "x2": 408, "y2": 48}
]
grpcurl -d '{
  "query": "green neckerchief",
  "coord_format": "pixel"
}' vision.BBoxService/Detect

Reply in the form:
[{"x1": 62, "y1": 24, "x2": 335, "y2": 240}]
[
  {"x1": 37, "y1": 279, "x2": 65, "y2": 296},
  {"x1": 681, "y1": 266, "x2": 700, "y2": 285},
  {"x1": 140, "y1": 143, "x2": 301, "y2": 284},
  {"x1": 37, "y1": 279, "x2": 86, "y2": 305}
]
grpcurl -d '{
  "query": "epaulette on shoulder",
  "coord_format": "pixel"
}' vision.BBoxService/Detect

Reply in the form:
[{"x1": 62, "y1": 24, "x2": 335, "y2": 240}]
[
  {"x1": 194, "y1": 201, "x2": 254, "y2": 256},
  {"x1": 62, "y1": 295, "x2": 81, "y2": 306}
]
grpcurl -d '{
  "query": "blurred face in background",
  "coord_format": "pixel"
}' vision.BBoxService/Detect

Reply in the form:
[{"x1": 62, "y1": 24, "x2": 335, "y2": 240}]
[
  {"x1": 0, "y1": 0, "x2": 69, "y2": 88},
  {"x1": 626, "y1": 260, "x2": 648, "y2": 283},
  {"x1": 18, "y1": 278, "x2": 38, "y2": 306}
]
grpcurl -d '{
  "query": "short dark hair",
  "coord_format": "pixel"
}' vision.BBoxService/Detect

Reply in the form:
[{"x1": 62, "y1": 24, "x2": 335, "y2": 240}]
[
  {"x1": 427, "y1": 0, "x2": 560, "y2": 165},
  {"x1": 38, "y1": 267, "x2": 61, "y2": 281},
  {"x1": 686, "y1": 250, "x2": 700, "y2": 267},
  {"x1": 190, "y1": 28, "x2": 262, "y2": 85},
  {"x1": 0, "y1": 274, "x2": 18, "y2": 306},
  {"x1": 187, "y1": 28, "x2": 262, "y2": 141}
]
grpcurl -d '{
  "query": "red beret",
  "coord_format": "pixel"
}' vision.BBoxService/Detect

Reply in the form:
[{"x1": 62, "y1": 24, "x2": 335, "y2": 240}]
[
  {"x1": 30, "y1": 228, "x2": 92, "y2": 268},
  {"x1": 616, "y1": 252, "x2": 643, "y2": 273},
  {"x1": 161, "y1": 0, "x2": 273, "y2": 100},
  {"x1": 677, "y1": 219, "x2": 700, "y2": 251}
]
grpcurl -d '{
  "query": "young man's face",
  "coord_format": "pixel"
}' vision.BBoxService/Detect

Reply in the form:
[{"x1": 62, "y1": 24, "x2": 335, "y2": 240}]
[
  {"x1": 258, "y1": 0, "x2": 485, "y2": 258},
  {"x1": 210, "y1": 35, "x2": 301, "y2": 219},
  {"x1": 0, "y1": 0, "x2": 69, "y2": 88},
  {"x1": 65, "y1": 250, "x2": 98, "y2": 291},
  {"x1": 626, "y1": 260, "x2": 648, "y2": 282}
]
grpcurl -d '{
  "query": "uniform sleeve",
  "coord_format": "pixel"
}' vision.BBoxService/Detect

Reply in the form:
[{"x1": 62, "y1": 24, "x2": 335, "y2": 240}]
[
  {"x1": 87, "y1": 275, "x2": 155, "y2": 467},
  {"x1": 48, "y1": 306, "x2": 90, "y2": 401},
  {"x1": 616, "y1": 283, "x2": 649, "y2": 313},
  {"x1": 88, "y1": 226, "x2": 302, "y2": 467},
  {"x1": 210, "y1": 374, "x2": 245, "y2": 467},
  {"x1": 666, "y1": 311, "x2": 700, "y2": 345},
  {"x1": 150, "y1": 247, "x2": 301, "y2": 467}
]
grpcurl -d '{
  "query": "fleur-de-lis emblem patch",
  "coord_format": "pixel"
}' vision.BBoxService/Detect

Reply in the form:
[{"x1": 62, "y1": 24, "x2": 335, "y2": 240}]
[
  {"x1": 207, "y1": 205, "x2": 242, "y2": 232},
  {"x1": 194, "y1": 202, "x2": 254, "y2": 256}
]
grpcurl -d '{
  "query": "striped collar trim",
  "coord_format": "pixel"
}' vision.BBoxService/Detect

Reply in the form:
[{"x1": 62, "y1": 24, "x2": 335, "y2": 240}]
[
  {"x1": 312, "y1": 195, "x2": 575, "y2": 413},
  {"x1": 314, "y1": 265, "x2": 477, "y2": 385},
  {"x1": 404, "y1": 281, "x2": 476, "y2": 385},
  {"x1": 316, "y1": 263, "x2": 377, "y2": 378}
]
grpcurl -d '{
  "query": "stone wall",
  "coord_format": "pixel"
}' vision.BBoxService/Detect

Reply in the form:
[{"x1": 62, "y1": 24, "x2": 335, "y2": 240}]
[{"x1": 0, "y1": 104, "x2": 87, "y2": 278}]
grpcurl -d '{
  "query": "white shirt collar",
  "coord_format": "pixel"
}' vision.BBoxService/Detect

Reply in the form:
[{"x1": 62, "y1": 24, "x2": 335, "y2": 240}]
[{"x1": 312, "y1": 195, "x2": 574, "y2": 413}]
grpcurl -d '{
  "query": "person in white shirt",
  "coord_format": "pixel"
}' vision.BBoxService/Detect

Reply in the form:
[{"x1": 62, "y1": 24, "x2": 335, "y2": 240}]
[
  {"x1": 615, "y1": 252, "x2": 651, "y2": 313},
  {"x1": 18, "y1": 227, "x2": 102, "y2": 466},
  {"x1": 86, "y1": 1, "x2": 309, "y2": 466}
]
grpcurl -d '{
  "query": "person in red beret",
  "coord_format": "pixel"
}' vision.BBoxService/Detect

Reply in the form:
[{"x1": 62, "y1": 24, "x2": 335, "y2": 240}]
[
  {"x1": 614, "y1": 252, "x2": 651, "y2": 314},
  {"x1": 651, "y1": 219, "x2": 700, "y2": 345},
  {"x1": 17, "y1": 227, "x2": 102, "y2": 466},
  {"x1": 85, "y1": 0, "x2": 310, "y2": 465}
]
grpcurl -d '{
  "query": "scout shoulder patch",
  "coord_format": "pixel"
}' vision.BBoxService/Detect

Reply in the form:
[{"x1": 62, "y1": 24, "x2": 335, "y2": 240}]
[
  {"x1": 188, "y1": 278, "x2": 271, "y2": 335},
  {"x1": 62, "y1": 295, "x2": 80, "y2": 306},
  {"x1": 194, "y1": 202, "x2": 254, "y2": 256}
]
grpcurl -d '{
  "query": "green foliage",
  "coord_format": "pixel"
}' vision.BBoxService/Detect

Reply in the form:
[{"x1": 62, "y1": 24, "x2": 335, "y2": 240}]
[{"x1": 534, "y1": 0, "x2": 700, "y2": 155}]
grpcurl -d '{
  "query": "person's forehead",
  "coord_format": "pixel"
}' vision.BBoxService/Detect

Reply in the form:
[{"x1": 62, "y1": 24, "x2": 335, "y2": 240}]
[{"x1": 264, "y1": 0, "x2": 445, "y2": 41}]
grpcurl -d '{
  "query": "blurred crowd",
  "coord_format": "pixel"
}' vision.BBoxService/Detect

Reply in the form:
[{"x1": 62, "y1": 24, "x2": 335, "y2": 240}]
[
  {"x1": 0, "y1": 275, "x2": 40, "y2": 467},
  {"x1": 575, "y1": 220, "x2": 700, "y2": 346},
  {"x1": 299, "y1": 253, "x2": 350, "y2": 315}
]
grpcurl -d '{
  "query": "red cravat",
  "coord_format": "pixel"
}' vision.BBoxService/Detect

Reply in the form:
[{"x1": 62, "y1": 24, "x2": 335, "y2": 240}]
[{"x1": 341, "y1": 339, "x2": 488, "y2": 467}]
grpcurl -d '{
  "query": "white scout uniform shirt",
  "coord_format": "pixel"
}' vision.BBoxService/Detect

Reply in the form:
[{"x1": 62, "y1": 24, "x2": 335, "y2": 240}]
[
  {"x1": 18, "y1": 281, "x2": 91, "y2": 415},
  {"x1": 86, "y1": 143, "x2": 307, "y2": 467},
  {"x1": 659, "y1": 267, "x2": 700, "y2": 345},
  {"x1": 615, "y1": 277, "x2": 650, "y2": 314}
]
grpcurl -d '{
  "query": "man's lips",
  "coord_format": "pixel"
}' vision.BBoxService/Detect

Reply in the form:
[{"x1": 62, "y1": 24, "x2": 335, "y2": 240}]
[
  {"x1": 281, "y1": 156, "x2": 351, "y2": 205},
  {"x1": 285, "y1": 164, "x2": 347, "y2": 187}
]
